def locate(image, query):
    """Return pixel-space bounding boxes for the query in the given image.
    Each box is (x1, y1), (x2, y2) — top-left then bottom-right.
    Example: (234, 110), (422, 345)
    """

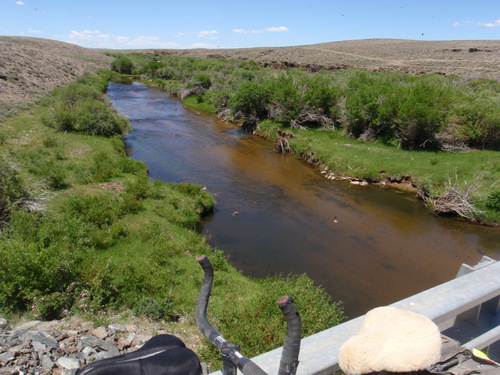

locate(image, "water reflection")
(107, 81), (500, 318)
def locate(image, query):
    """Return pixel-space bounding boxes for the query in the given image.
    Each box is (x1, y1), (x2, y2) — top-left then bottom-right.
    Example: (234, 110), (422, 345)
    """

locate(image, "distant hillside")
(147, 39), (500, 80)
(2, 36), (499, 117)
(0, 36), (112, 116)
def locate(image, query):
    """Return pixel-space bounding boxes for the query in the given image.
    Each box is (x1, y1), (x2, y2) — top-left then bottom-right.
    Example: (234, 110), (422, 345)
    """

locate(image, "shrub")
(228, 80), (271, 126)
(171, 183), (215, 216)
(0, 157), (27, 225)
(42, 136), (58, 148)
(396, 82), (452, 150)
(42, 74), (130, 137)
(140, 60), (166, 78)
(111, 56), (134, 74)
(486, 190), (500, 212)
(344, 72), (388, 138)
(193, 73), (212, 90)
(90, 151), (117, 182)
(452, 98), (500, 149)
(64, 193), (120, 229)
(74, 98), (130, 137)
(133, 297), (177, 321)
(53, 80), (102, 106)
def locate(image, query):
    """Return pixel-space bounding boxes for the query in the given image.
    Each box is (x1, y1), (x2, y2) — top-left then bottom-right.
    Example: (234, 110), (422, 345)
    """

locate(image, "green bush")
(111, 56), (135, 74)
(73, 98), (130, 136)
(193, 73), (212, 90)
(344, 72), (385, 138)
(396, 82), (452, 150)
(0, 157), (27, 225)
(228, 81), (271, 125)
(133, 297), (177, 321)
(53, 80), (102, 106)
(452, 98), (500, 149)
(171, 183), (215, 216)
(90, 151), (117, 182)
(64, 193), (121, 229)
(42, 74), (130, 137)
(486, 190), (500, 212)
(140, 60), (166, 78)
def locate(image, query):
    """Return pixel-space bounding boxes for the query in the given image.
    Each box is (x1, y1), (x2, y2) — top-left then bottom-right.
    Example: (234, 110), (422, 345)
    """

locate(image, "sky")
(2, 0), (500, 49)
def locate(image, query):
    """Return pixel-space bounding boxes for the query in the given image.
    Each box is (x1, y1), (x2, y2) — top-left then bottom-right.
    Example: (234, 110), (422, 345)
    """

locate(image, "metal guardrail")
(210, 256), (500, 375)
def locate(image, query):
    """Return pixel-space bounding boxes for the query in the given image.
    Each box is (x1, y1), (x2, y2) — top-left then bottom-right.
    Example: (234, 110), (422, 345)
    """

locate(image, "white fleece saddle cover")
(339, 306), (442, 374)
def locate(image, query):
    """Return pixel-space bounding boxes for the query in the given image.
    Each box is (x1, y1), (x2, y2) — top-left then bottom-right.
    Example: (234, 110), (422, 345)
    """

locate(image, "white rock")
(57, 356), (81, 369)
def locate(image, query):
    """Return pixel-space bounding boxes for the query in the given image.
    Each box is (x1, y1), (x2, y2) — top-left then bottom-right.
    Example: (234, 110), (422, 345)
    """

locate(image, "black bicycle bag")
(76, 334), (202, 375)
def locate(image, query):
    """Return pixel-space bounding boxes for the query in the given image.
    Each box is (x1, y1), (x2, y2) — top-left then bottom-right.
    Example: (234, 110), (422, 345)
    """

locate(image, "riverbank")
(0, 73), (345, 370)
(181, 95), (500, 226)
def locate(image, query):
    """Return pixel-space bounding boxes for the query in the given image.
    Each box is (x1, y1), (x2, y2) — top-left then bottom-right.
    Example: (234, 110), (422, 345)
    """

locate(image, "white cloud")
(67, 29), (178, 48)
(233, 26), (290, 34)
(453, 20), (472, 27)
(69, 30), (102, 41)
(198, 30), (218, 37)
(191, 42), (217, 48)
(16, 1), (24, 5)
(233, 28), (263, 34)
(28, 28), (42, 34)
(265, 26), (290, 32)
(478, 19), (500, 27)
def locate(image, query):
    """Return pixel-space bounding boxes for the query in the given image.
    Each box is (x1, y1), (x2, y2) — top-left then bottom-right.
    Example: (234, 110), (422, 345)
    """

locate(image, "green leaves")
(42, 74), (130, 137)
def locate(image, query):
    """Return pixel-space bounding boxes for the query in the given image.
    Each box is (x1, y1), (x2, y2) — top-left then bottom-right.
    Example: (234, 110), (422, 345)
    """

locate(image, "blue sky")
(2, 0), (499, 49)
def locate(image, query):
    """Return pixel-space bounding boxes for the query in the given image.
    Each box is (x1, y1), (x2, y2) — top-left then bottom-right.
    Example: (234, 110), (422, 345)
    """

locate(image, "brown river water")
(107, 81), (500, 318)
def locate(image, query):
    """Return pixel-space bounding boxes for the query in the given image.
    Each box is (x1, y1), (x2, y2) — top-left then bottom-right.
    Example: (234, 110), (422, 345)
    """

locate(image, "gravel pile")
(0, 316), (177, 375)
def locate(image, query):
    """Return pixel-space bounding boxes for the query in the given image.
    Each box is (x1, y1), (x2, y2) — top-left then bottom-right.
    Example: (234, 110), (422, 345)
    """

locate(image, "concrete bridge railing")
(210, 256), (500, 375)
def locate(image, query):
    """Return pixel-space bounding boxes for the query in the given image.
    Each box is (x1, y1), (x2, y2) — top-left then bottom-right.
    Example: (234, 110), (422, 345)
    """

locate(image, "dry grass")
(0, 36), (113, 117)
(423, 172), (486, 220)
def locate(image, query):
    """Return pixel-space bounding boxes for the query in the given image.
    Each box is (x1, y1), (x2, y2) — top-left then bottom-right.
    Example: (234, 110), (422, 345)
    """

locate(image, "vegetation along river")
(107, 81), (500, 318)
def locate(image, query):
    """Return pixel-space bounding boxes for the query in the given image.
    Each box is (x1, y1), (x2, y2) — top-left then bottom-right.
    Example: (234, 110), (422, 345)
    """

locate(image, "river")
(107, 81), (500, 318)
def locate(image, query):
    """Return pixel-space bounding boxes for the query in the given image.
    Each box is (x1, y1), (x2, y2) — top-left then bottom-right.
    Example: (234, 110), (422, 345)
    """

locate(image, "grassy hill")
(2, 36), (499, 116)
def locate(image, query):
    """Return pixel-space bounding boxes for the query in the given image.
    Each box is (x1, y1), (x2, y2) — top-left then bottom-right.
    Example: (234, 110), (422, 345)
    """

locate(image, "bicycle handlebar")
(196, 255), (225, 349)
(277, 297), (301, 375)
(196, 255), (301, 375)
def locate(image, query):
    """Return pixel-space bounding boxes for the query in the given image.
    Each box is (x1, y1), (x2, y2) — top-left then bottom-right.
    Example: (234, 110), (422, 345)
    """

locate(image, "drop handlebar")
(196, 255), (301, 375)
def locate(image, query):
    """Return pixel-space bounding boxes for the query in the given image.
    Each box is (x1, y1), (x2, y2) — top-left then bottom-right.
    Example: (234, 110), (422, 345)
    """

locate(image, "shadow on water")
(107, 81), (500, 318)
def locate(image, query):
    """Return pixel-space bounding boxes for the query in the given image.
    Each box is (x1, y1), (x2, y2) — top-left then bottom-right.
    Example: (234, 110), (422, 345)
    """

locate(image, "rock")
(80, 335), (120, 356)
(91, 326), (108, 339)
(32, 340), (47, 351)
(29, 331), (59, 349)
(0, 351), (15, 363)
(0, 316), (188, 374)
(13, 320), (42, 331)
(108, 323), (127, 333)
(57, 357), (80, 369)
(41, 355), (55, 371)
(117, 337), (132, 350)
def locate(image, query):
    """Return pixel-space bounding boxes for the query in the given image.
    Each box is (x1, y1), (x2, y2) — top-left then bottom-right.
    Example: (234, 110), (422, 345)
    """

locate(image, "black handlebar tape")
(277, 296), (301, 375)
(196, 255), (227, 349)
